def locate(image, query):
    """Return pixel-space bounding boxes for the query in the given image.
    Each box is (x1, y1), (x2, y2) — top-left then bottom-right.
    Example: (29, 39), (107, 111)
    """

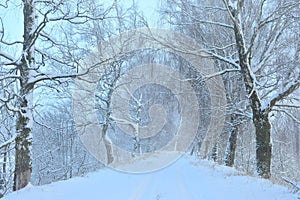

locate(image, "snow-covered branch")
(185, 19), (234, 30)
(0, 134), (17, 149)
(274, 104), (300, 109)
(204, 68), (240, 79)
(28, 73), (78, 84)
(0, 74), (21, 81)
(181, 2), (234, 29)
(25, 56), (110, 85)
(273, 108), (300, 124)
(0, 51), (15, 62)
(266, 76), (300, 112)
(43, 1), (113, 25)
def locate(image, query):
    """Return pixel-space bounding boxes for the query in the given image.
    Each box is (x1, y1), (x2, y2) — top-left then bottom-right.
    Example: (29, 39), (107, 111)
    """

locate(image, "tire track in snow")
(129, 174), (153, 200)
(176, 167), (191, 200)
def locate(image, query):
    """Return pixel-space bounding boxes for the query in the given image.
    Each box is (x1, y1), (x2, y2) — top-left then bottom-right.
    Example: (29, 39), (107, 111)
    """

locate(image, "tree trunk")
(225, 115), (238, 167)
(102, 106), (114, 165)
(14, 99), (32, 191)
(104, 138), (114, 165)
(13, 0), (35, 191)
(295, 123), (299, 168)
(231, 8), (272, 178)
(2, 148), (7, 175)
(211, 143), (218, 162)
(253, 111), (272, 179)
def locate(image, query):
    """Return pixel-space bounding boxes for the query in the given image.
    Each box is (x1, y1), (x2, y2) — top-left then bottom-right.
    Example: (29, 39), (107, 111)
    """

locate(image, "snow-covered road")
(3, 154), (298, 200)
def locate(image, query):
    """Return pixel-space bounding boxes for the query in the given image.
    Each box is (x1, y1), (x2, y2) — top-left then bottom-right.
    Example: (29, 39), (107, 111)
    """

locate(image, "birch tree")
(163, 0), (300, 178)
(0, 0), (113, 190)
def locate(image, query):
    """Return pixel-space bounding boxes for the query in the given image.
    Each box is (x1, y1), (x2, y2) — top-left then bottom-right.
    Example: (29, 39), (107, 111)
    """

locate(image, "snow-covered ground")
(3, 154), (298, 200)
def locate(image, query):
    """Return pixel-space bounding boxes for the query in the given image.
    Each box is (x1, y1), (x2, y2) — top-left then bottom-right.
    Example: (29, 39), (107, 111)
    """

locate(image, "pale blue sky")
(137, 0), (160, 26)
(0, 1), (23, 41)
(0, 0), (160, 42)
(0, 0), (161, 61)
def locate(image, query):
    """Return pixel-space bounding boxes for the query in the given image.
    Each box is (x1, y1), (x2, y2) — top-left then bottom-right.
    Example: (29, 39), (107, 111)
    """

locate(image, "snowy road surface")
(3, 154), (298, 200)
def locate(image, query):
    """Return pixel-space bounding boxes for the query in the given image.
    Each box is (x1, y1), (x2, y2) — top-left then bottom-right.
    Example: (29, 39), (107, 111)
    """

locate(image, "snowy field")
(3, 154), (299, 200)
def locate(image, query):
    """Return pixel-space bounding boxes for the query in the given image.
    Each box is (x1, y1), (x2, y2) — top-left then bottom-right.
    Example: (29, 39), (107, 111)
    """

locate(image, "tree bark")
(14, 99), (32, 190)
(225, 115), (238, 167)
(211, 143), (218, 162)
(295, 123), (299, 168)
(253, 111), (272, 179)
(13, 0), (35, 191)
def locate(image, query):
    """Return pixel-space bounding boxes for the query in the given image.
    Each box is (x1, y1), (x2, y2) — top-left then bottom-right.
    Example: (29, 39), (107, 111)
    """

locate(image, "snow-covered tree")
(162, 0), (300, 178)
(0, 0), (113, 190)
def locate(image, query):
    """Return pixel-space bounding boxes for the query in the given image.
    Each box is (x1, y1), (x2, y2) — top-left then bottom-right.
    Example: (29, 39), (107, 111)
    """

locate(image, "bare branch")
(0, 0), (9, 8)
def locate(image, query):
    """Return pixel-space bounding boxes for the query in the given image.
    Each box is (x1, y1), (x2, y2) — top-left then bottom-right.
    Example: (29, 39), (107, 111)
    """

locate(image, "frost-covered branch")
(274, 104), (300, 109)
(0, 133), (17, 149)
(180, 18), (234, 30)
(273, 108), (300, 124)
(266, 76), (300, 112)
(206, 51), (240, 69)
(204, 68), (240, 79)
(0, 91), (20, 113)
